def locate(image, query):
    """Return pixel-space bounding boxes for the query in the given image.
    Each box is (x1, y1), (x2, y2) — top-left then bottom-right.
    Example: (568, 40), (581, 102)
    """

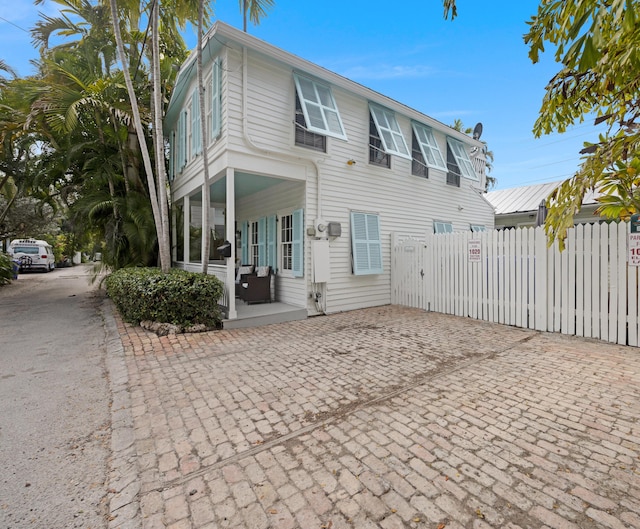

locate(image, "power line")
(0, 16), (30, 33)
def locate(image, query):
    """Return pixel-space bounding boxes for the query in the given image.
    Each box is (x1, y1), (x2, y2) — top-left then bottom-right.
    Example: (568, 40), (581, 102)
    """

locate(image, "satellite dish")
(472, 122), (483, 140)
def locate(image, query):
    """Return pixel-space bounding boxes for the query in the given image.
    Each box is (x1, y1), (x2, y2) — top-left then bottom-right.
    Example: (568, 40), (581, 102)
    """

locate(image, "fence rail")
(391, 223), (640, 346)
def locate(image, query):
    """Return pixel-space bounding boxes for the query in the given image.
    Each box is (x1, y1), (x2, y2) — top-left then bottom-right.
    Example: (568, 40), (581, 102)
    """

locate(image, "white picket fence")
(391, 222), (640, 346)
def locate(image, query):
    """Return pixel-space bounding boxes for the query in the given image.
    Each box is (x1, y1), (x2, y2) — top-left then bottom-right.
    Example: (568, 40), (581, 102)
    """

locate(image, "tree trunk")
(151, 0), (172, 271)
(198, 0), (212, 274)
(108, 0), (170, 272)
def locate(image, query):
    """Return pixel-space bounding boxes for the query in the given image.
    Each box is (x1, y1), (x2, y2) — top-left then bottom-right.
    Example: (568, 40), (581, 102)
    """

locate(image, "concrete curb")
(102, 298), (142, 529)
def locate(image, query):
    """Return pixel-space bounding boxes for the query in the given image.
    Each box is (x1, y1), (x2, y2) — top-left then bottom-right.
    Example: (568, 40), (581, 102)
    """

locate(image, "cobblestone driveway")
(105, 305), (640, 529)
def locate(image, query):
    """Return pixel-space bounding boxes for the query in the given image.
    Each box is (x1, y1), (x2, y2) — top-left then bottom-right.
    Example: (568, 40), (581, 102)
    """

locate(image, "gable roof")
(165, 21), (483, 149)
(485, 182), (600, 215)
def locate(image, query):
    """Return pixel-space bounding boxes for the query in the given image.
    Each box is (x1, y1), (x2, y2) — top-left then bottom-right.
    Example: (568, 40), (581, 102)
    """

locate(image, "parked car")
(8, 238), (55, 272)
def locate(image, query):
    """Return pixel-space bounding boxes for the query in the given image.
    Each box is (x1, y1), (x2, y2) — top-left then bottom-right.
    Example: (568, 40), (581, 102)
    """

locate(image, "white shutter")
(447, 138), (477, 180)
(369, 104), (410, 159)
(293, 73), (347, 140)
(412, 123), (446, 169)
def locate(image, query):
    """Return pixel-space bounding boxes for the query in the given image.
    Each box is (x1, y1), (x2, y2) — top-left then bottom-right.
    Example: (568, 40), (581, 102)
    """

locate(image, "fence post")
(534, 226), (548, 331)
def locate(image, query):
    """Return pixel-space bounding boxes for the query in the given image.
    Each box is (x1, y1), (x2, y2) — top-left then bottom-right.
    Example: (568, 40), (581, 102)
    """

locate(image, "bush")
(105, 267), (224, 328)
(0, 253), (15, 286)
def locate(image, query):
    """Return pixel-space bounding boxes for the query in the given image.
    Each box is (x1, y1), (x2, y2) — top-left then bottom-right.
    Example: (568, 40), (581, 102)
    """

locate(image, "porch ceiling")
(210, 172), (285, 202)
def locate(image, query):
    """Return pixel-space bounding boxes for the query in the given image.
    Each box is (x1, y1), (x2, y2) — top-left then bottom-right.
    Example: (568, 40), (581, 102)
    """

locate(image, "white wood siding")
(169, 29), (495, 317)
(237, 181), (310, 309)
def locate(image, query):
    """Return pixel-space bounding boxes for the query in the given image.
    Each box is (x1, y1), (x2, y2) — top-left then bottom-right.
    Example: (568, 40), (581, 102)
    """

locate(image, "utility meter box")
(327, 222), (341, 237)
(312, 239), (330, 283)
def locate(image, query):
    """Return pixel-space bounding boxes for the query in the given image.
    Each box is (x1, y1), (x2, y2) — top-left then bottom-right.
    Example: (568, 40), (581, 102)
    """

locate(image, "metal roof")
(485, 182), (600, 215)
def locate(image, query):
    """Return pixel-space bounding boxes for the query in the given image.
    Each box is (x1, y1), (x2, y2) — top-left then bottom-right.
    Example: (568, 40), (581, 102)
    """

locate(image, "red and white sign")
(629, 233), (640, 266)
(468, 239), (481, 262)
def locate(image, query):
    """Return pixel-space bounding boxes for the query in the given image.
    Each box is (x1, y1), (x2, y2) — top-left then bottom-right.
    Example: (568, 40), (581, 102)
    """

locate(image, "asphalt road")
(0, 264), (110, 529)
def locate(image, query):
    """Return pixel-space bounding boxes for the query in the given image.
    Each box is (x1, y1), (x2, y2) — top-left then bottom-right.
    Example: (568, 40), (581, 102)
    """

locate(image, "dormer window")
(293, 73), (347, 140)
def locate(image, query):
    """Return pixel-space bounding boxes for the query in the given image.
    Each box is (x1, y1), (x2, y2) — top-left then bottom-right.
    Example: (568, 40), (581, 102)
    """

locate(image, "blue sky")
(1, 0), (605, 190)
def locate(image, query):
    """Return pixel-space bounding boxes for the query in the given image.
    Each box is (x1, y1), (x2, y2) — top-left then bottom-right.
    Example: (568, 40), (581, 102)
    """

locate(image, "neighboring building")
(165, 21), (494, 322)
(485, 182), (601, 229)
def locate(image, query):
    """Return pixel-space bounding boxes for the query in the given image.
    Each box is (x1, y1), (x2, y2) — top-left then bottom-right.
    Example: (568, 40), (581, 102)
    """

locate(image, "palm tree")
(239, 0), (275, 32)
(109, 0), (170, 271)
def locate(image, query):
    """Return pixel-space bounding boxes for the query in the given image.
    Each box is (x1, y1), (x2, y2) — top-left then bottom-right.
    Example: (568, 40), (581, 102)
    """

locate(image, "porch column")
(183, 194), (190, 264)
(226, 167), (237, 320)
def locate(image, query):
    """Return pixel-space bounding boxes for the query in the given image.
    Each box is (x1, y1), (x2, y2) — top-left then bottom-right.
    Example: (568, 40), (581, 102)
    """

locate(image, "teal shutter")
(211, 59), (221, 139)
(241, 221), (249, 264)
(191, 91), (201, 156)
(179, 110), (187, 171)
(351, 212), (383, 275)
(258, 217), (267, 266)
(292, 208), (304, 277)
(168, 131), (174, 181)
(267, 215), (277, 270)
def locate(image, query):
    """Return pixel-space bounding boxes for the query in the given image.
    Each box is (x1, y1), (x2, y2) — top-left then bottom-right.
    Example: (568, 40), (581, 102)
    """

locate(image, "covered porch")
(172, 167), (309, 326)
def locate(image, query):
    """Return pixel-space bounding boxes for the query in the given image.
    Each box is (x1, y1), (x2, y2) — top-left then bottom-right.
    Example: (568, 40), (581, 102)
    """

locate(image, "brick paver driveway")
(105, 305), (640, 529)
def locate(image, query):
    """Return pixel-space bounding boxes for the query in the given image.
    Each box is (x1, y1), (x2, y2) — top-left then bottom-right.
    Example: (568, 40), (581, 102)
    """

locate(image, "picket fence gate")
(391, 222), (640, 346)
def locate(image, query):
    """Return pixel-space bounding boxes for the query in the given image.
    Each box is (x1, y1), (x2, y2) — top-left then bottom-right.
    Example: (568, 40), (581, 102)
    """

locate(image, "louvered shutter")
(292, 208), (304, 277)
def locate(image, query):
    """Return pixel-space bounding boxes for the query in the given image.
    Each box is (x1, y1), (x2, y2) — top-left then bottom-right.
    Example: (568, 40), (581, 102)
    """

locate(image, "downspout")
(241, 46), (327, 313)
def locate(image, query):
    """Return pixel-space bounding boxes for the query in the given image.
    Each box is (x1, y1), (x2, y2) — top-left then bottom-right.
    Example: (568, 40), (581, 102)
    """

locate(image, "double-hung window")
(446, 137), (476, 186)
(369, 104), (411, 161)
(293, 73), (347, 141)
(470, 224), (486, 232)
(412, 123), (446, 177)
(351, 212), (383, 275)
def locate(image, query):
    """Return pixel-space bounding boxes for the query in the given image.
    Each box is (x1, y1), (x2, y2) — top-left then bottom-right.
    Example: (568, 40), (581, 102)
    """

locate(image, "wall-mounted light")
(347, 159), (356, 166)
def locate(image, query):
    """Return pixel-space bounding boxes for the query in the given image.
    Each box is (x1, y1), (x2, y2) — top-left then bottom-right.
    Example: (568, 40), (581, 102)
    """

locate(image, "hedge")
(105, 267), (224, 328)
(0, 253), (14, 286)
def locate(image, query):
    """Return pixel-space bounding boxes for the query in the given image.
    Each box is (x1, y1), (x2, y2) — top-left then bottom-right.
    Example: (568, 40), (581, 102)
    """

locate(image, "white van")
(8, 238), (56, 272)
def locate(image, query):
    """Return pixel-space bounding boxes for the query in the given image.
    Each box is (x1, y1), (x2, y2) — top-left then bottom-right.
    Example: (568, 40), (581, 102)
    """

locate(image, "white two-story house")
(165, 21), (494, 324)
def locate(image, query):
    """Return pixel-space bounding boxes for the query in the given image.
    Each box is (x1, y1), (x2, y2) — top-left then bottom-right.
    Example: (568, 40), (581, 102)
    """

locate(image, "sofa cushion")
(256, 266), (270, 277)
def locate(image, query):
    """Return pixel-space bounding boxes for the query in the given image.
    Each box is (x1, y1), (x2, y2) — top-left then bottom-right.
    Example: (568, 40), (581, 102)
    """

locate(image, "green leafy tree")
(524, 1), (640, 247)
(445, 1), (640, 247)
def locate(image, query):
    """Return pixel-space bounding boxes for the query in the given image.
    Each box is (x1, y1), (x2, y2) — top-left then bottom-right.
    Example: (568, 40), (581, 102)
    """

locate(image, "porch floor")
(222, 300), (307, 329)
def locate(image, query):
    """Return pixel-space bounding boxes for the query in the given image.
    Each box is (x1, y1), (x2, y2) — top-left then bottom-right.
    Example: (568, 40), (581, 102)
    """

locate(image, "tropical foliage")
(446, 0), (640, 248)
(1, 0), (275, 271)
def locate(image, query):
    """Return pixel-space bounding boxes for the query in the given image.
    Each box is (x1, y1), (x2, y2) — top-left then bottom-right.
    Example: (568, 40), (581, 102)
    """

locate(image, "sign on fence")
(629, 233), (640, 266)
(468, 239), (481, 262)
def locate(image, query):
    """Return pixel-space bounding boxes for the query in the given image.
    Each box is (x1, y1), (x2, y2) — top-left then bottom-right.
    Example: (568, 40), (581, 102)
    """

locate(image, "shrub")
(105, 267), (224, 328)
(0, 253), (15, 286)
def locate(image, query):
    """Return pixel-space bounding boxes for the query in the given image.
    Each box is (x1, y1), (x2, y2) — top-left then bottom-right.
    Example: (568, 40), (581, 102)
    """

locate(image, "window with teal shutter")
(178, 111), (187, 172)
(351, 212), (383, 275)
(168, 131), (175, 181)
(292, 208), (304, 277)
(446, 137), (477, 180)
(258, 217), (267, 266)
(293, 72), (347, 140)
(369, 104), (410, 159)
(267, 215), (277, 270)
(191, 91), (201, 157)
(241, 221), (249, 264)
(412, 122), (446, 170)
(211, 59), (221, 140)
